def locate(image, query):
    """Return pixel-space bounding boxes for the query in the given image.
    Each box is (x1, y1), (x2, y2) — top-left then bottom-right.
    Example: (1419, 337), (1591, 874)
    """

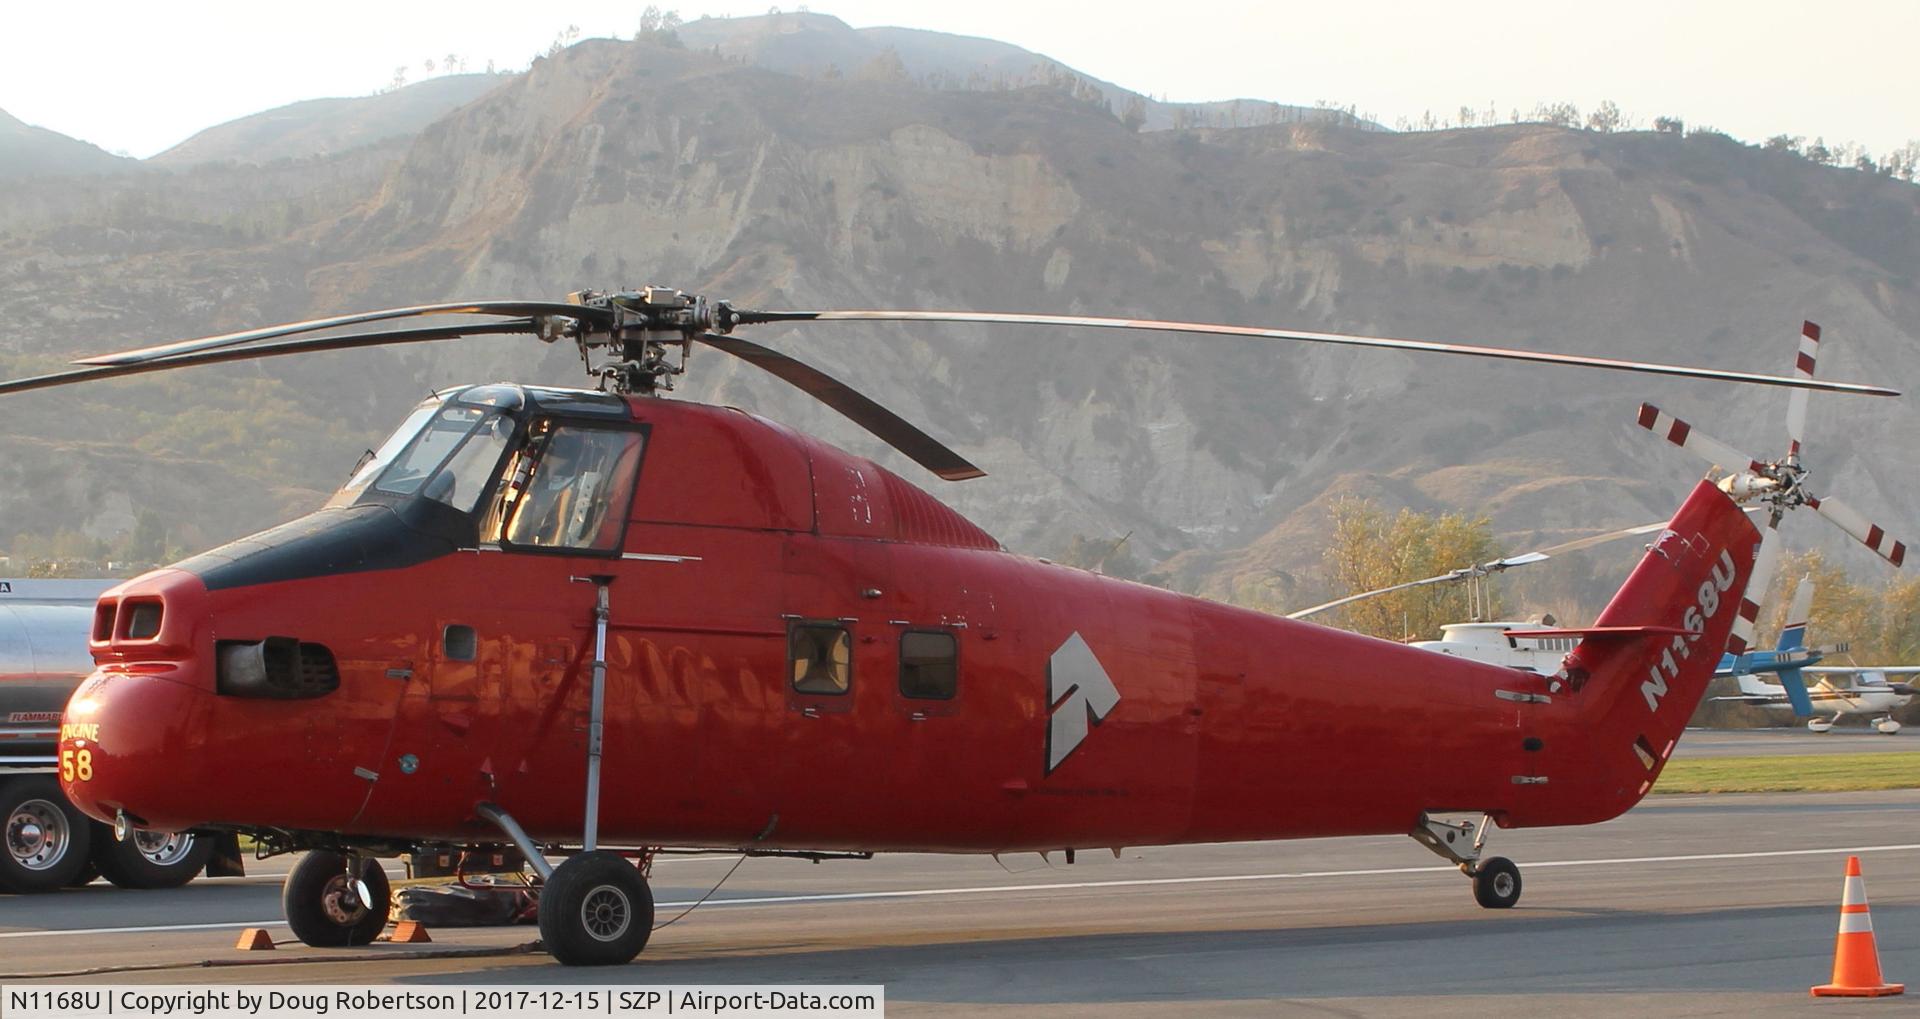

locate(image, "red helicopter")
(0, 289), (1901, 966)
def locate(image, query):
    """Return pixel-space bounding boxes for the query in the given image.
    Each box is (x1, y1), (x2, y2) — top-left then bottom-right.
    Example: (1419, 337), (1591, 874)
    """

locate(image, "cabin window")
(899, 630), (957, 700)
(790, 623), (851, 695)
(486, 420), (645, 552)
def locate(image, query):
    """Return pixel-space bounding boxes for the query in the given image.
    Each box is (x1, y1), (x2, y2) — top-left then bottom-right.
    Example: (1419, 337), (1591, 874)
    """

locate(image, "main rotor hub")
(557, 286), (739, 395)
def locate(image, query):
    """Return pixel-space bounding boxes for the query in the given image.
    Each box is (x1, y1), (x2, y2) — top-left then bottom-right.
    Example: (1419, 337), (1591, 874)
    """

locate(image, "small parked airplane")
(1717, 669), (1917, 734)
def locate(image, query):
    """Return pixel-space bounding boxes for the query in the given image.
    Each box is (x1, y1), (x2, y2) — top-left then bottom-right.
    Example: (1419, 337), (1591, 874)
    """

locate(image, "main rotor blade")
(1287, 574), (1459, 620)
(1529, 508), (1765, 559)
(1286, 553), (1549, 620)
(72, 301), (606, 367)
(1, 320), (537, 396)
(1784, 321), (1820, 461)
(1533, 520), (1672, 557)
(1636, 404), (1766, 473)
(738, 310), (1900, 396)
(1805, 492), (1908, 567)
(693, 333), (985, 481)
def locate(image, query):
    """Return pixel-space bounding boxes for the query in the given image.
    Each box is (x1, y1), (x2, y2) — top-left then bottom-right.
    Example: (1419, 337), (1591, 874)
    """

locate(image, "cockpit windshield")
(325, 400), (440, 509)
(325, 389), (520, 514)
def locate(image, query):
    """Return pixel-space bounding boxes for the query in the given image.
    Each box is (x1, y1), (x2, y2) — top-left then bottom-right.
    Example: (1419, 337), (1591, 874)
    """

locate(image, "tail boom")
(1509, 480), (1762, 827)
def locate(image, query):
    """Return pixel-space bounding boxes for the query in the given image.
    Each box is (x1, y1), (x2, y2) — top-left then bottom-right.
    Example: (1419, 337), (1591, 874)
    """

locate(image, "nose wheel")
(282, 850), (391, 947)
(1412, 812), (1523, 910)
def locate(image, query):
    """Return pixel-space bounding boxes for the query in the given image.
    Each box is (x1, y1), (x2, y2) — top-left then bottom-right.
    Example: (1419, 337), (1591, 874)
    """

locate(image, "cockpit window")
(373, 405), (499, 498)
(325, 401), (439, 508)
(424, 415), (516, 513)
(483, 420), (644, 552)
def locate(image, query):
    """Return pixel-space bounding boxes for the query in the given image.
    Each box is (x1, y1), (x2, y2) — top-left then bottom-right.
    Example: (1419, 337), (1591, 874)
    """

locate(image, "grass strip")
(1656, 751), (1920, 793)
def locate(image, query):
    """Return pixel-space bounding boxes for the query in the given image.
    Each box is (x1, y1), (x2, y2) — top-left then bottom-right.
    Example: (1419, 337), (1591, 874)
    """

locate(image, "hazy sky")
(4, 1), (1914, 159)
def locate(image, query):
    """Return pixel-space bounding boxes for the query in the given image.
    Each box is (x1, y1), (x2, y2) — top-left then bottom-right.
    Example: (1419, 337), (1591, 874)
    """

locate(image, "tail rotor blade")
(1728, 515), (1781, 656)
(1806, 493), (1909, 567)
(1784, 321), (1820, 463)
(1636, 404), (1765, 475)
(1777, 575), (1815, 651)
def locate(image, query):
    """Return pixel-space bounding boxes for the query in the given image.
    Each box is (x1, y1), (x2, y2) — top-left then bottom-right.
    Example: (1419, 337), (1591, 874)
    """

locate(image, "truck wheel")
(95, 829), (214, 889)
(0, 776), (94, 892)
(282, 851), (390, 946)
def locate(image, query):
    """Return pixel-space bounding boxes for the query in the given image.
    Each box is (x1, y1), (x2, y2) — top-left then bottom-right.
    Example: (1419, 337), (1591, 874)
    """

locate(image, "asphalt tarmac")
(3, 789), (1918, 1016)
(1675, 726), (1920, 757)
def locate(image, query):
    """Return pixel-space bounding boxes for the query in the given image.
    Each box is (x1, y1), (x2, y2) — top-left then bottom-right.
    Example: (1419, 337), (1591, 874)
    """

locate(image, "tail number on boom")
(1642, 549), (1737, 713)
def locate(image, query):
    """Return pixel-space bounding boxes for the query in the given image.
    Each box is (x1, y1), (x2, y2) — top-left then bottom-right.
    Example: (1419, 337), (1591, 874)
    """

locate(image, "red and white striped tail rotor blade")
(1806, 493), (1909, 568)
(1636, 404), (1765, 474)
(1785, 320), (1820, 461)
(1727, 516), (1781, 655)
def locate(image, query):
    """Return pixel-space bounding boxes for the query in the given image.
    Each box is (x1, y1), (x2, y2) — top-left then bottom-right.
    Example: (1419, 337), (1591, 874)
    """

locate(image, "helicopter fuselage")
(59, 386), (1758, 856)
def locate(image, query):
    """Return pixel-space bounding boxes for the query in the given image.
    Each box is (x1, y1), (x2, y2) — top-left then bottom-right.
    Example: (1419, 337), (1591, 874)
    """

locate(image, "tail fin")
(1770, 575), (1817, 714)
(1735, 672), (1781, 698)
(1776, 576), (1814, 652)
(1544, 480), (1762, 821)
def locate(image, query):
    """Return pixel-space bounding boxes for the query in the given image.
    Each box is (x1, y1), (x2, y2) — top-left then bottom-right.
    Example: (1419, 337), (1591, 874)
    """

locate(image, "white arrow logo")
(1046, 632), (1120, 774)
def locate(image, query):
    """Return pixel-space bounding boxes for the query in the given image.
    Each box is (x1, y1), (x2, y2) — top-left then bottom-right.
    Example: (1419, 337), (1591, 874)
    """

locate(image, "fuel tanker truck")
(1, 578), (236, 891)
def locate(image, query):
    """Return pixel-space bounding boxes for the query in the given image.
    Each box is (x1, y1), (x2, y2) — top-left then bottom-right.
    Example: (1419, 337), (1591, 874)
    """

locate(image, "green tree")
(1320, 498), (1500, 640)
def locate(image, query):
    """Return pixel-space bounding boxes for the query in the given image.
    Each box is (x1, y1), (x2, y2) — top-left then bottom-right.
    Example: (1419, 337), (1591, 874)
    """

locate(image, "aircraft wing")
(1802, 666), (1920, 674)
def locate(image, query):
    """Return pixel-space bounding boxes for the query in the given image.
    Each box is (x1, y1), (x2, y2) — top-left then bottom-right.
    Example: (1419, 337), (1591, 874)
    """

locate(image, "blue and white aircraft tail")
(1715, 575), (1917, 732)
(1715, 576), (1822, 714)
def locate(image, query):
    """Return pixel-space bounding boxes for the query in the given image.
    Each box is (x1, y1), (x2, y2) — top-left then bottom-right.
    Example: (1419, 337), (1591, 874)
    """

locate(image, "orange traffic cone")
(1811, 855), (1904, 997)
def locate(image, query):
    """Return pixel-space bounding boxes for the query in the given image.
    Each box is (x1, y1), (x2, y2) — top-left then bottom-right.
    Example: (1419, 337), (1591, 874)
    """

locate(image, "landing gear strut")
(1411, 812), (1522, 910)
(478, 575), (656, 966)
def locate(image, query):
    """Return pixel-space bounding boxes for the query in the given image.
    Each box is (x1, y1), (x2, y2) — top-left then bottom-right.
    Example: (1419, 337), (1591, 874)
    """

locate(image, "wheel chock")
(389, 921), (433, 944)
(234, 928), (277, 951)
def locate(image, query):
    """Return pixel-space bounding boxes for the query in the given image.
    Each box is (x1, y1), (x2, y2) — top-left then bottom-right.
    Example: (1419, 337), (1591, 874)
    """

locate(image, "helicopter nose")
(60, 667), (216, 831)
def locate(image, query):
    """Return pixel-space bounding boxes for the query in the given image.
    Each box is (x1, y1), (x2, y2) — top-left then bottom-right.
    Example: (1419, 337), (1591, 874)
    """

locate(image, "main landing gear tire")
(95, 829), (214, 889)
(282, 850), (391, 946)
(1470, 856), (1522, 909)
(0, 777), (94, 893)
(538, 851), (654, 966)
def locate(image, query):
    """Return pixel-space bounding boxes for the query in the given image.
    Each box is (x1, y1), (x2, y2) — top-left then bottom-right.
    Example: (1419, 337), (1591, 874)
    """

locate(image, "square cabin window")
(899, 630), (957, 700)
(790, 623), (851, 695)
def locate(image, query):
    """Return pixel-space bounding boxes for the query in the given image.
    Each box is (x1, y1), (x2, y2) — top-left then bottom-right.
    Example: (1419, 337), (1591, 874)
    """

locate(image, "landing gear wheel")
(538, 851), (654, 966)
(282, 851), (390, 946)
(0, 777), (94, 893)
(1471, 856), (1522, 909)
(95, 829), (213, 889)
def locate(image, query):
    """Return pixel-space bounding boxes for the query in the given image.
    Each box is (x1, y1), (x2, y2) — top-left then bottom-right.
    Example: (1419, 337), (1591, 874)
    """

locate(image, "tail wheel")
(95, 829), (214, 889)
(282, 851), (391, 946)
(1471, 856), (1522, 909)
(538, 851), (654, 966)
(0, 777), (94, 893)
